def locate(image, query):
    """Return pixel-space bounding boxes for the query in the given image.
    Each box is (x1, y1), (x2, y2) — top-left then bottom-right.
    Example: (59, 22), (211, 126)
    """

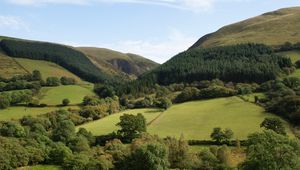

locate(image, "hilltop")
(191, 7), (300, 48)
(77, 47), (159, 79)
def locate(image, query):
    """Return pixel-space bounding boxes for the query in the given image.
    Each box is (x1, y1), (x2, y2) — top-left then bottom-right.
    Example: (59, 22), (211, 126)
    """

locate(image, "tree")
(0, 95), (10, 109)
(32, 70), (42, 81)
(117, 113), (146, 142)
(61, 76), (76, 85)
(94, 84), (115, 98)
(210, 127), (234, 144)
(46, 77), (60, 86)
(62, 98), (70, 106)
(241, 131), (300, 170)
(0, 122), (26, 138)
(52, 120), (76, 143)
(157, 98), (172, 110)
(260, 117), (286, 135)
(116, 143), (169, 170)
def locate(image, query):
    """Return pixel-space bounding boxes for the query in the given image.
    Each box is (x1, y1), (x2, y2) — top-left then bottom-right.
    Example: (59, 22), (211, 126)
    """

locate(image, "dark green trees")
(260, 117), (286, 135)
(241, 131), (300, 170)
(117, 113), (146, 142)
(139, 43), (292, 85)
(210, 127), (234, 144)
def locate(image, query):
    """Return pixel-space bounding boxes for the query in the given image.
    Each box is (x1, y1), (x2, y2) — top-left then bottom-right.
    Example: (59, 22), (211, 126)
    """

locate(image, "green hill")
(78, 96), (293, 140)
(77, 47), (159, 79)
(191, 7), (300, 48)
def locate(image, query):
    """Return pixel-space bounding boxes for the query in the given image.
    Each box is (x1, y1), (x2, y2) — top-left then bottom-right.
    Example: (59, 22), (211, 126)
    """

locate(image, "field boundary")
(147, 109), (165, 126)
(11, 57), (31, 74)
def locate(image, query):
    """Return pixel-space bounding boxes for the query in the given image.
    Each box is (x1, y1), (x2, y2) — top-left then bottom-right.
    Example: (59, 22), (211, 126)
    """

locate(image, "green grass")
(19, 165), (62, 170)
(39, 85), (95, 105)
(0, 51), (28, 78)
(16, 58), (82, 82)
(80, 97), (293, 140)
(239, 93), (265, 103)
(77, 108), (162, 135)
(0, 106), (79, 121)
(147, 97), (293, 140)
(193, 7), (300, 48)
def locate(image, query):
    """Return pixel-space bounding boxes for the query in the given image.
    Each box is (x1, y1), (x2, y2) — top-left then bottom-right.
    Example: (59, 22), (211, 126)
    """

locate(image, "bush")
(62, 98), (70, 106)
(61, 77), (76, 85)
(46, 77), (60, 86)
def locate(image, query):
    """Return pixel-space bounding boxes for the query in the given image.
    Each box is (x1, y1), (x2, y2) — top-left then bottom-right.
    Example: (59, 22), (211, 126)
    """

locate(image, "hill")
(191, 7), (300, 48)
(137, 44), (292, 85)
(78, 96), (293, 140)
(77, 47), (159, 79)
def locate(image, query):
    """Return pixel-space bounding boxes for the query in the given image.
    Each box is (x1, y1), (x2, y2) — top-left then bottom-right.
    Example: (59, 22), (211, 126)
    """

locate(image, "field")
(0, 106), (79, 121)
(39, 85), (95, 105)
(0, 51), (28, 78)
(77, 108), (163, 135)
(15, 58), (82, 82)
(80, 97), (292, 140)
(19, 165), (61, 170)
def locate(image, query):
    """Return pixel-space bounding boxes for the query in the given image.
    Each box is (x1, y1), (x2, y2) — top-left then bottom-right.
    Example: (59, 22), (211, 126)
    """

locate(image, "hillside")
(77, 47), (159, 79)
(137, 44), (292, 85)
(191, 7), (300, 48)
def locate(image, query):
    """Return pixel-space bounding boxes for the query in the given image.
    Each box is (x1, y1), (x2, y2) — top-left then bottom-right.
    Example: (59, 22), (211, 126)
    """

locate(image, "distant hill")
(191, 7), (300, 48)
(77, 47), (159, 79)
(0, 36), (158, 82)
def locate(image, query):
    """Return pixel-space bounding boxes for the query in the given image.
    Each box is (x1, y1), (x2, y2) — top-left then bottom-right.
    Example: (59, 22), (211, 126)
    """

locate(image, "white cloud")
(7, 0), (215, 12)
(0, 16), (28, 30)
(70, 29), (197, 64)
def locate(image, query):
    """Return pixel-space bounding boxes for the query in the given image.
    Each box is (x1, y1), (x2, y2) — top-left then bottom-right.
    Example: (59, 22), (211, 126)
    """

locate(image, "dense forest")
(139, 43), (292, 85)
(0, 39), (114, 83)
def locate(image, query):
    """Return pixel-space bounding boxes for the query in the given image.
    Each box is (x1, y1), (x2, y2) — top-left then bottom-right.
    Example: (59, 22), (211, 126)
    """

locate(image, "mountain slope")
(191, 7), (300, 48)
(77, 47), (159, 79)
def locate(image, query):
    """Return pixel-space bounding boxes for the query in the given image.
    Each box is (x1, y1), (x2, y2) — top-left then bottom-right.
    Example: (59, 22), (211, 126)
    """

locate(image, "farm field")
(15, 58), (82, 82)
(19, 165), (62, 170)
(77, 108), (163, 135)
(0, 106), (79, 121)
(80, 97), (293, 140)
(39, 85), (95, 105)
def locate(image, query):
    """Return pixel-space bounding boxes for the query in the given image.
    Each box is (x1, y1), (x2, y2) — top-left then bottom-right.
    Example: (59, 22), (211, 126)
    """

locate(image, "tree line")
(0, 39), (115, 83)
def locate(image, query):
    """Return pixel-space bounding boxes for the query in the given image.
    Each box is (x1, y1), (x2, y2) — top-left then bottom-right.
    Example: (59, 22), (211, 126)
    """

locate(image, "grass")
(80, 97), (293, 140)
(147, 97), (292, 140)
(77, 108), (162, 135)
(39, 85), (95, 105)
(19, 165), (62, 170)
(239, 93), (265, 103)
(194, 7), (300, 48)
(0, 50), (28, 78)
(15, 58), (82, 82)
(0, 106), (79, 121)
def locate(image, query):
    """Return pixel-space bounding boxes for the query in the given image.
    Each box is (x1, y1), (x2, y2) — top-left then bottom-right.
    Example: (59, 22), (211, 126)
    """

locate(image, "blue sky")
(0, 0), (300, 63)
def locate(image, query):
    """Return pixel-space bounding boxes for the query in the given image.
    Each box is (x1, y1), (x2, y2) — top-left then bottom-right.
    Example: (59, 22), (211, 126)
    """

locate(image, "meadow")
(0, 51), (28, 78)
(80, 97), (292, 140)
(15, 58), (82, 82)
(39, 85), (95, 105)
(77, 108), (163, 135)
(0, 106), (79, 121)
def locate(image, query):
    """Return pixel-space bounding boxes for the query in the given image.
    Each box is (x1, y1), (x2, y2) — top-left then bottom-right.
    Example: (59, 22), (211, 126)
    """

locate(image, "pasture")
(16, 58), (82, 82)
(19, 165), (62, 170)
(0, 106), (79, 121)
(77, 108), (162, 135)
(39, 85), (95, 105)
(79, 97), (292, 140)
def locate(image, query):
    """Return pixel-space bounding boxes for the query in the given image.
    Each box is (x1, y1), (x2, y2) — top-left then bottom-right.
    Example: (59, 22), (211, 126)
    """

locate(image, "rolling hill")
(191, 7), (300, 48)
(77, 47), (159, 79)
(0, 36), (158, 82)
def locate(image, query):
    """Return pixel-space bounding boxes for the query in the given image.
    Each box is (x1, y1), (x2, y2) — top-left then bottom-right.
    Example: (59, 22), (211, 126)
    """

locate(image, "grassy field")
(77, 108), (163, 135)
(39, 85), (95, 105)
(19, 165), (62, 170)
(80, 97), (292, 140)
(15, 58), (82, 82)
(239, 93), (265, 103)
(193, 7), (300, 48)
(0, 106), (79, 121)
(0, 51), (28, 78)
